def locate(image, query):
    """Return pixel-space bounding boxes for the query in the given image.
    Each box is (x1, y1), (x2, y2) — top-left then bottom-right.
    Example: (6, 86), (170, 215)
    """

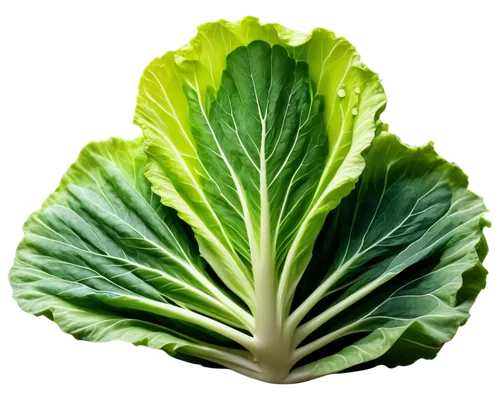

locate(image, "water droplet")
(352, 108), (358, 115)
(354, 87), (360, 94)
(337, 88), (346, 98)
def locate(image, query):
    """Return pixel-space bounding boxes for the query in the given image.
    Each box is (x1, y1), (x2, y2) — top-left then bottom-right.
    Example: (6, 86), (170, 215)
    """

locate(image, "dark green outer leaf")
(285, 133), (489, 382)
(9, 137), (257, 370)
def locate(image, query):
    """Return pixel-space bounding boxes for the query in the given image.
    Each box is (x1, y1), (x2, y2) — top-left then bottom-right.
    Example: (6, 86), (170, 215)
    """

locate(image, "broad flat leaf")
(9, 17), (489, 384)
(134, 16), (387, 318)
(9, 137), (258, 373)
(284, 133), (488, 382)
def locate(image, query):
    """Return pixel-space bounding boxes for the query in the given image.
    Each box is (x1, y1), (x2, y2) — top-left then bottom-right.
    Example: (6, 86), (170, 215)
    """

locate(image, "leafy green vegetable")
(286, 133), (488, 382)
(10, 17), (489, 383)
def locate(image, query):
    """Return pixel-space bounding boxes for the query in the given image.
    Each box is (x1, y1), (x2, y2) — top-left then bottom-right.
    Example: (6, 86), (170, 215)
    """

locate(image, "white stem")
(118, 295), (256, 351)
(190, 268), (255, 332)
(285, 257), (355, 335)
(293, 273), (392, 348)
(252, 110), (293, 383)
(192, 347), (262, 373)
(292, 322), (356, 363)
(254, 135), (277, 346)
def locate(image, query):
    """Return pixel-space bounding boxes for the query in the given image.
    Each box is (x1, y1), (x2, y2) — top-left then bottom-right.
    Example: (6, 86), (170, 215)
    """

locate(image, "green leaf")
(9, 137), (258, 373)
(10, 17), (489, 384)
(284, 133), (489, 382)
(134, 16), (387, 321)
